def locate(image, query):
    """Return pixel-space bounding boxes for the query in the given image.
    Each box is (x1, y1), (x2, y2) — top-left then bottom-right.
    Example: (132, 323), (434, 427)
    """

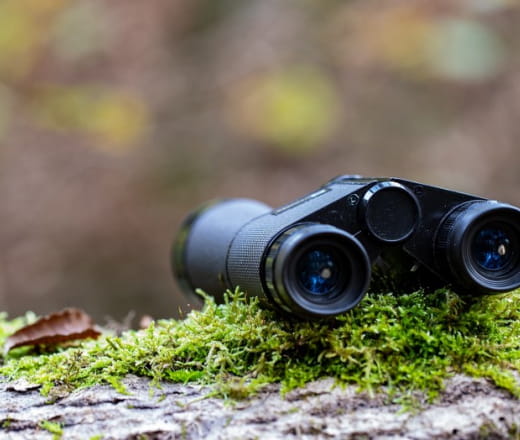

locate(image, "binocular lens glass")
(472, 223), (514, 272)
(296, 248), (346, 296)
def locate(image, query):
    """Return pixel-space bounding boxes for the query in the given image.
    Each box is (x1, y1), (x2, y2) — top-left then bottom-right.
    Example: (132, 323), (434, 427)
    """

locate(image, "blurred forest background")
(1, 0), (520, 322)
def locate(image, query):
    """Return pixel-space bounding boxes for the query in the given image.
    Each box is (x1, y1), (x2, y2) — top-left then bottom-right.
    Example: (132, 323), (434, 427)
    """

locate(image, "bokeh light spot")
(31, 85), (149, 153)
(51, 1), (112, 62)
(228, 67), (340, 155)
(427, 19), (506, 81)
(0, 3), (40, 79)
(0, 84), (13, 142)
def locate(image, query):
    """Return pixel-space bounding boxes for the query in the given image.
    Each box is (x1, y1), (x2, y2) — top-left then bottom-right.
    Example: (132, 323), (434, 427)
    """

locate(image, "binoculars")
(173, 176), (520, 319)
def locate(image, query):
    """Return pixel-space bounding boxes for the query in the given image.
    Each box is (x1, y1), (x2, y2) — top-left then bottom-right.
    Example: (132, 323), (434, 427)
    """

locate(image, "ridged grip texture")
(227, 216), (294, 300)
(179, 199), (271, 302)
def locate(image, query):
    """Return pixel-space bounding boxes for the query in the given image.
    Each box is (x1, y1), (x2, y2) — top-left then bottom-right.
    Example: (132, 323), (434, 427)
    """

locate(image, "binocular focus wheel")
(361, 182), (420, 244)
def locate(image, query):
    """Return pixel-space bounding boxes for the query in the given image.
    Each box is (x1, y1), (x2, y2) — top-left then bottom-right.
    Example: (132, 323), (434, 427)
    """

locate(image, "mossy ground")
(0, 288), (519, 404)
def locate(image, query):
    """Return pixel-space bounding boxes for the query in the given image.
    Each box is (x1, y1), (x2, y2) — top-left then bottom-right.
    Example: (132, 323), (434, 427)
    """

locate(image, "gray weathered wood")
(1, 375), (519, 439)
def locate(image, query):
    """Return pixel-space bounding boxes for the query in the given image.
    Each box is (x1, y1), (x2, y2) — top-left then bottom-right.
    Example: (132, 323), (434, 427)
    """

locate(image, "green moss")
(0, 311), (38, 346)
(39, 420), (63, 439)
(0, 288), (519, 403)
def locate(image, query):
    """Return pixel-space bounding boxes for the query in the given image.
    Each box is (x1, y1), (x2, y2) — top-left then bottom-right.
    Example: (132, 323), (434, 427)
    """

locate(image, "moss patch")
(0, 288), (519, 402)
(38, 420), (63, 439)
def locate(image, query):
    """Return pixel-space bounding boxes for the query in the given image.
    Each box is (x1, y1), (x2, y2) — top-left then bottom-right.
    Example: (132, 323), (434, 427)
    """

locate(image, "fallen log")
(1, 374), (519, 439)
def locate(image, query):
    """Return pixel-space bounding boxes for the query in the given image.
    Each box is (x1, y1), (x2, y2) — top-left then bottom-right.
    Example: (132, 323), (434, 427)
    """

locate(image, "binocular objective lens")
(296, 248), (346, 296)
(472, 224), (514, 272)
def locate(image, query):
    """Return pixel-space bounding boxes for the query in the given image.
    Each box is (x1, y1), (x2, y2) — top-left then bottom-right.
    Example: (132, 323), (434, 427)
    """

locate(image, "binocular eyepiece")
(173, 176), (520, 319)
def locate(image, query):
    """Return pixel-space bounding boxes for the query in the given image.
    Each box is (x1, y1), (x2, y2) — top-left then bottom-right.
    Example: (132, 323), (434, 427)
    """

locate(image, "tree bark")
(1, 374), (519, 439)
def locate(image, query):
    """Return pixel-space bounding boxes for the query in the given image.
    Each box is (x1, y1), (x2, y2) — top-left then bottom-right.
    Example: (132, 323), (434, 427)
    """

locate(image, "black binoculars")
(173, 176), (520, 319)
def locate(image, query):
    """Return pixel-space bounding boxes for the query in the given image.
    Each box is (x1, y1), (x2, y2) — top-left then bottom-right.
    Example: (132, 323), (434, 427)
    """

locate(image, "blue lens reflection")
(297, 249), (339, 295)
(472, 227), (512, 271)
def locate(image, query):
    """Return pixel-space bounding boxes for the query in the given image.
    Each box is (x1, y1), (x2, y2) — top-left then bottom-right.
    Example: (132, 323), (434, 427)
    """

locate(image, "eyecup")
(264, 223), (371, 319)
(435, 200), (520, 294)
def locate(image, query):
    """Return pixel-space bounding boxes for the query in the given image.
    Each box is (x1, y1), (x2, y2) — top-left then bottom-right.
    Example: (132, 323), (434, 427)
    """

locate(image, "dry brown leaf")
(4, 308), (101, 355)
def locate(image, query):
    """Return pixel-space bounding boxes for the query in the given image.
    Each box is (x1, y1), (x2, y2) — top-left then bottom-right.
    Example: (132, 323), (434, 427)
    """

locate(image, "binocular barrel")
(174, 199), (272, 304)
(174, 198), (371, 318)
(173, 177), (520, 319)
